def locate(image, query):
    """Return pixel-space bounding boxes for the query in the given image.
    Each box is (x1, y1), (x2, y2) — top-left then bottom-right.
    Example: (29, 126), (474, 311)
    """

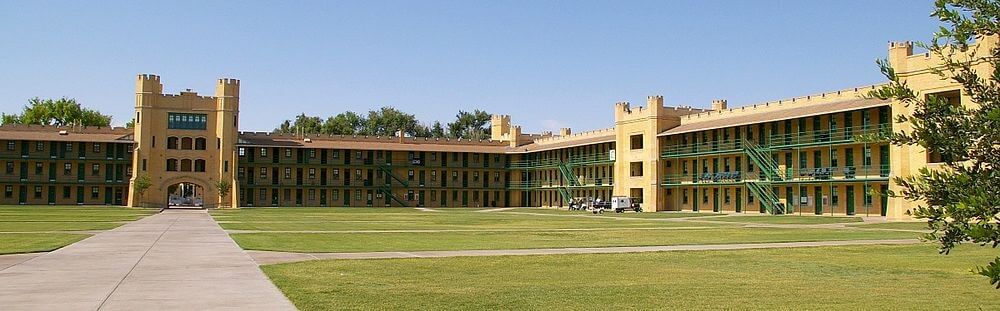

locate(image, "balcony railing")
(661, 140), (745, 158)
(768, 124), (891, 148)
(661, 165), (890, 186)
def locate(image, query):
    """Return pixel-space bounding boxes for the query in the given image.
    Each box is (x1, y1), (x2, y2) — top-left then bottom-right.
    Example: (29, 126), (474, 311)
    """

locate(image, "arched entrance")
(167, 182), (205, 208)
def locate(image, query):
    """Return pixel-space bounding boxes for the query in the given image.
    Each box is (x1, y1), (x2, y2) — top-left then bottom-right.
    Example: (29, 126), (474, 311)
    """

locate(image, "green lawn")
(0, 206), (156, 254)
(263, 244), (1000, 310)
(230, 227), (917, 253)
(706, 215), (863, 224)
(215, 209), (723, 231)
(849, 222), (932, 231)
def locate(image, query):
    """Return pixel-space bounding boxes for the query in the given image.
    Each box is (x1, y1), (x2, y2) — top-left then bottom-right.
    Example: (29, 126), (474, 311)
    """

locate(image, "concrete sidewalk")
(0, 209), (295, 311)
(247, 238), (921, 265)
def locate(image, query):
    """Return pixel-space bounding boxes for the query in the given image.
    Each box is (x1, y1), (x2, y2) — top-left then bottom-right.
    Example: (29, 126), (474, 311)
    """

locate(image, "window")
(355, 190), (362, 200)
(238, 147), (246, 157)
(832, 187), (839, 205)
(194, 159), (206, 172)
(452, 171), (458, 180)
(431, 170), (437, 181)
(309, 168), (316, 179)
(180, 159), (192, 172)
(194, 138), (206, 150)
(285, 149), (292, 158)
(309, 149), (316, 158)
(864, 146), (872, 166)
(181, 137), (193, 150)
(494, 172), (500, 182)
(36, 142), (44, 151)
(167, 113), (208, 130)
(142, 159), (147, 171)
(6, 141), (13, 151)
(65, 142), (72, 152)
(92, 164), (100, 176)
(261, 148), (268, 157)
(473, 172), (480, 181)
(284, 168), (291, 179)
(408, 170), (414, 181)
(63, 163), (71, 175)
(332, 150), (340, 159)
(682, 189), (689, 204)
(430, 153), (437, 161)
(4, 162), (12, 174)
(332, 190), (340, 200)
(166, 159), (178, 172)
(34, 186), (42, 199)
(4, 185), (12, 198)
(93, 143), (101, 153)
(332, 169), (340, 179)
(62, 186), (70, 198)
(308, 189), (316, 200)
(630, 162), (644, 177)
(260, 167), (267, 178)
(630, 134), (644, 150)
(35, 162), (43, 175)
(831, 150), (839, 167)
(91, 186), (99, 199)
(260, 190), (267, 201)
(355, 151), (362, 160)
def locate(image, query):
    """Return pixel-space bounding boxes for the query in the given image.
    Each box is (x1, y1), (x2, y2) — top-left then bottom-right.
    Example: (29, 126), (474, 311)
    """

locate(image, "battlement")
(237, 131), (509, 146)
(136, 73), (163, 94)
(678, 84), (883, 123)
(711, 99), (727, 111)
(216, 77), (240, 97)
(530, 127), (614, 145)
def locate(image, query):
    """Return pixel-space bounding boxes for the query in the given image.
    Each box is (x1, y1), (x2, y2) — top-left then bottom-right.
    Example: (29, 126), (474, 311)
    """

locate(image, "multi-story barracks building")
(0, 37), (992, 220)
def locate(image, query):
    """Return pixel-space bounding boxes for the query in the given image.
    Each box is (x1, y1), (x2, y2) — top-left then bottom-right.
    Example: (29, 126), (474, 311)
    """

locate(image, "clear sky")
(0, 1), (939, 133)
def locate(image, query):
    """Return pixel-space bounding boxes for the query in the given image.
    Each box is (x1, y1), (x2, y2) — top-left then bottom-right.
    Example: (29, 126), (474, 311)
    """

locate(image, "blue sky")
(0, 1), (938, 133)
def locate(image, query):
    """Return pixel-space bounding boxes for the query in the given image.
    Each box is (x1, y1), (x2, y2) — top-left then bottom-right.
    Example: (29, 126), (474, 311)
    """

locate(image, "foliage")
(273, 107), (490, 139)
(132, 173), (152, 206)
(868, 0), (1000, 287)
(215, 179), (232, 207)
(446, 109), (491, 140)
(1, 97), (112, 127)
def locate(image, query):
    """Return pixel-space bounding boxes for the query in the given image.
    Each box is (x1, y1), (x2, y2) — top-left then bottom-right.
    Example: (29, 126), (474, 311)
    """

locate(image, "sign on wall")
(609, 150), (616, 161)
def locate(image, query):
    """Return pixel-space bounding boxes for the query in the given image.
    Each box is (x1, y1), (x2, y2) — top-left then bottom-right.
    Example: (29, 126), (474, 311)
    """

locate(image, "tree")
(1, 97), (112, 127)
(125, 119), (135, 129)
(430, 121), (446, 138)
(322, 111), (365, 135)
(446, 109), (491, 139)
(132, 173), (151, 208)
(363, 107), (422, 136)
(869, 0), (1000, 287)
(215, 179), (232, 209)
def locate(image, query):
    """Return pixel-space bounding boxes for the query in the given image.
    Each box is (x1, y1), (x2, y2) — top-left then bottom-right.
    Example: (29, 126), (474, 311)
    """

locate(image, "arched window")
(194, 159), (206, 172)
(180, 159), (192, 172)
(181, 137), (193, 150)
(167, 137), (179, 150)
(166, 159), (178, 171)
(194, 138), (206, 150)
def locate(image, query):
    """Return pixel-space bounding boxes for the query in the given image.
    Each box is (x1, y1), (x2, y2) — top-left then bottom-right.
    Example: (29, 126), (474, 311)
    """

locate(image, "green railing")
(557, 163), (580, 187)
(746, 181), (784, 215)
(661, 139), (744, 158)
(743, 140), (783, 181)
(377, 164), (409, 187)
(768, 124), (891, 149)
(378, 185), (408, 207)
(784, 165), (890, 181)
(507, 152), (614, 169)
(557, 187), (572, 204)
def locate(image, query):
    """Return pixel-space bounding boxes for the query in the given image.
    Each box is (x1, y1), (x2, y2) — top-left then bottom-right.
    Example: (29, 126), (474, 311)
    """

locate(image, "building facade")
(0, 38), (991, 219)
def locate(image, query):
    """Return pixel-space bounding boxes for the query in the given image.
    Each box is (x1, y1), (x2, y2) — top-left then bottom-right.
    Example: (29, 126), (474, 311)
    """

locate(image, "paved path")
(0, 210), (296, 311)
(247, 238), (920, 265)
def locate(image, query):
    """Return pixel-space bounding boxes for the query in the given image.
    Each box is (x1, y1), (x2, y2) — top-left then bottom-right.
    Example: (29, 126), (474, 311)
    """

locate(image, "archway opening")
(167, 182), (205, 207)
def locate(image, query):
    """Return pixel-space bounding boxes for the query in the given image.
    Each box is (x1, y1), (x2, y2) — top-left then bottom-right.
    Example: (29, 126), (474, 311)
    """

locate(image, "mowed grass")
(263, 244), (1000, 310)
(0, 206), (157, 254)
(230, 227), (917, 253)
(849, 222), (932, 231)
(213, 208), (724, 231)
(706, 214), (863, 224)
(215, 207), (917, 253)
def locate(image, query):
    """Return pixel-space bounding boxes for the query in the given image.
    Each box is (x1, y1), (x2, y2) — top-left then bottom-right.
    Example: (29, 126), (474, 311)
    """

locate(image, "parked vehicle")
(592, 196), (641, 213)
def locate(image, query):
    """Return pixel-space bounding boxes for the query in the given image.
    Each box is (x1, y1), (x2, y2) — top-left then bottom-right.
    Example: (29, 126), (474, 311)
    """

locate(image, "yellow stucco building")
(0, 37), (990, 220)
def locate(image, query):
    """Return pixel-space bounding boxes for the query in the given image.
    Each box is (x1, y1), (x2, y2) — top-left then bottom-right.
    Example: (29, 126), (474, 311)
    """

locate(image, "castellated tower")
(128, 74), (241, 208)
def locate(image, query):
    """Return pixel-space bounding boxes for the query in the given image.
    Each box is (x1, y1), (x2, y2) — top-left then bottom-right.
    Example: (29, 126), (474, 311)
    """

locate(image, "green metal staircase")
(556, 187), (572, 206)
(746, 182), (784, 214)
(557, 162), (580, 187)
(743, 140), (785, 214)
(377, 164), (409, 187)
(743, 140), (782, 181)
(378, 185), (408, 207)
